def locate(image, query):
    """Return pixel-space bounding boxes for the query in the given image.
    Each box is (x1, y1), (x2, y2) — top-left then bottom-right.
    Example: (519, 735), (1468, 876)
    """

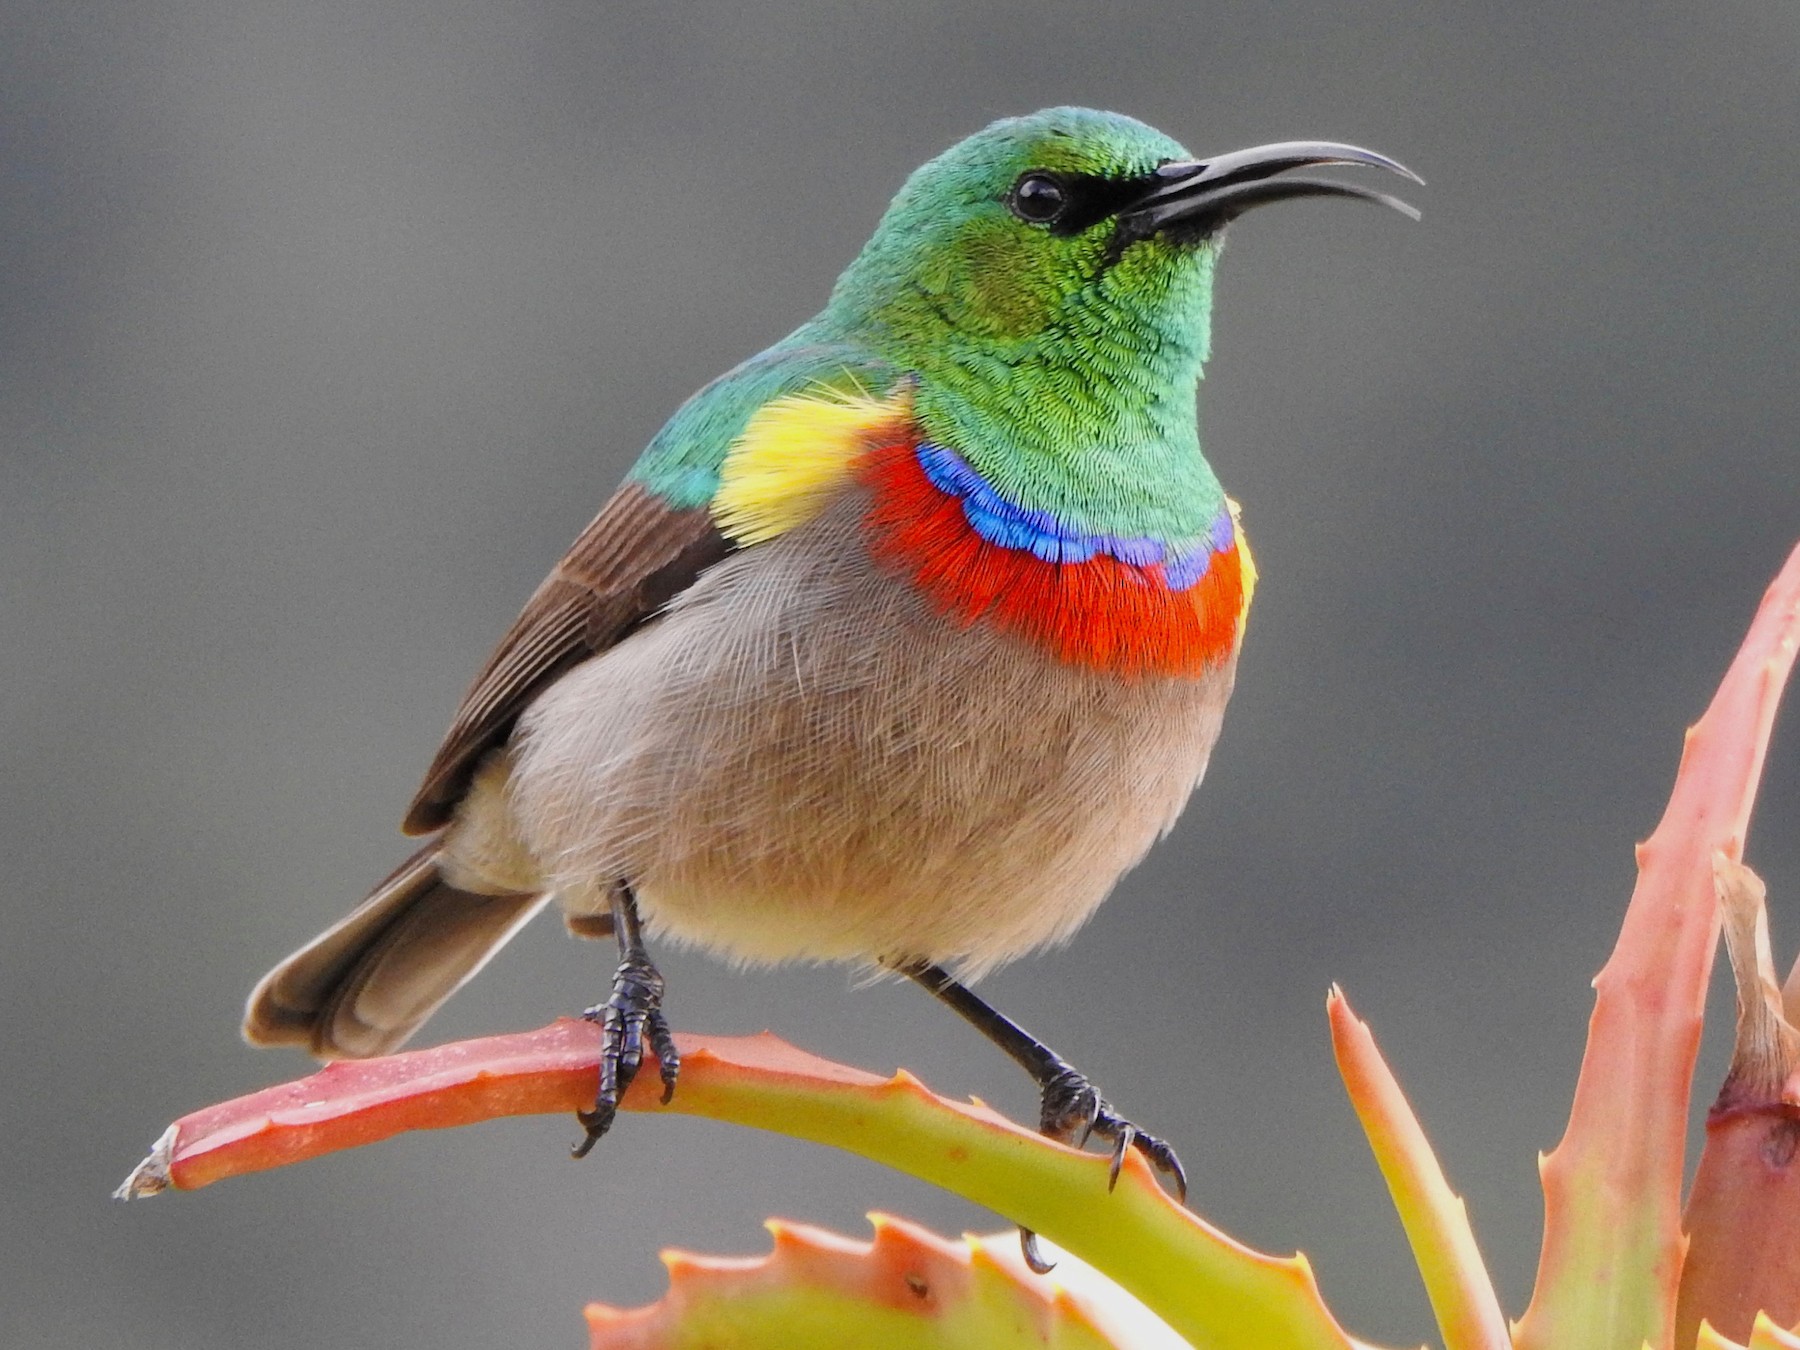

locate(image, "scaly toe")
(649, 1011), (680, 1104)
(1036, 1066), (1187, 1203)
(572, 955), (668, 1159)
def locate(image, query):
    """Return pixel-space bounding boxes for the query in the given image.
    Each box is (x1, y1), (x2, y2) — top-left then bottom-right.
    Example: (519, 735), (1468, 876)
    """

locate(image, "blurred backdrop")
(5, 1), (1798, 1345)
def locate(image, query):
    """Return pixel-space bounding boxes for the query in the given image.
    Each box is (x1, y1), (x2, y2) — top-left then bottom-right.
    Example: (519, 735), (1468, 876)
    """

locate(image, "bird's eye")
(1009, 172), (1068, 225)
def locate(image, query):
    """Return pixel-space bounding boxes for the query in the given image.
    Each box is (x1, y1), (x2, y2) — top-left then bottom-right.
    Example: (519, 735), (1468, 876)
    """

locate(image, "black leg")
(571, 883), (679, 1159)
(904, 961), (1188, 1272)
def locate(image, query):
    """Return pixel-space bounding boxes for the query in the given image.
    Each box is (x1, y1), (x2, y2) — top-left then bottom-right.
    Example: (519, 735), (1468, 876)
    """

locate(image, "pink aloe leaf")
(1675, 857), (1800, 1346)
(1328, 986), (1509, 1350)
(118, 1021), (1398, 1350)
(1513, 543), (1800, 1350)
(584, 1213), (1181, 1350)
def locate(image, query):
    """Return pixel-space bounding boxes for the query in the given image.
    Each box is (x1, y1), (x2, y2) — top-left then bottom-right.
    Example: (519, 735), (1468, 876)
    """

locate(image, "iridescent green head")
(829, 106), (1413, 355)
(816, 107), (1417, 540)
(830, 108), (1203, 347)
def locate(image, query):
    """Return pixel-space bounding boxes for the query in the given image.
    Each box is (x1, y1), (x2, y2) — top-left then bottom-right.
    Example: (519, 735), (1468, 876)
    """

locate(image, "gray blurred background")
(5, 1), (1798, 1345)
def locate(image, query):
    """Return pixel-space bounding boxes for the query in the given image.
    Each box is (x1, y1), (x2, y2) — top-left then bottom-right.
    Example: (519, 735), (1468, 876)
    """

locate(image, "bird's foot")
(571, 952), (680, 1158)
(1015, 1065), (1189, 1273)
(1039, 1063), (1188, 1198)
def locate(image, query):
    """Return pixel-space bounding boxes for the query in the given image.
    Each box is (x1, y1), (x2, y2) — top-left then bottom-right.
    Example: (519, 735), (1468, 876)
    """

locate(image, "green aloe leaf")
(583, 1214), (1183, 1350)
(1329, 987), (1508, 1350)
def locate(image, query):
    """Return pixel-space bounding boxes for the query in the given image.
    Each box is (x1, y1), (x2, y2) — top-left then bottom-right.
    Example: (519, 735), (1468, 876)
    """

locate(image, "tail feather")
(243, 843), (549, 1060)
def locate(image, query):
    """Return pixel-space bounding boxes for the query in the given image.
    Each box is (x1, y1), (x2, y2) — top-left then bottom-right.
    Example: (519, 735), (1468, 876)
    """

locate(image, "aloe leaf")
(583, 1214), (1181, 1350)
(1328, 987), (1508, 1350)
(1513, 543), (1800, 1350)
(1695, 1314), (1800, 1350)
(119, 1024), (1398, 1350)
(1748, 1315), (1800, 1349)
(1675, 858), (1800, 1344)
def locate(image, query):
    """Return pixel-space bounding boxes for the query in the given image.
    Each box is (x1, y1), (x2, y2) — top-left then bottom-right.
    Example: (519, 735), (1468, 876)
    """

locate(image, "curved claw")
(1019, 1227), (1055, 1274)
(651, 1016), (681, 1105)
(1104, 1123), (1136, 1190)
(1076, 1107), (1101, 1150)
(1134, 1132), (1189, 1203)
(570, 1104), (614, 1159)
(1094, 1114), (1185, 1201)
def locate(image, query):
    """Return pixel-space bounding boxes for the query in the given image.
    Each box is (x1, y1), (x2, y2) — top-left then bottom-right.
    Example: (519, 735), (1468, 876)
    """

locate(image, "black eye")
(1009, 172), (1068, 225)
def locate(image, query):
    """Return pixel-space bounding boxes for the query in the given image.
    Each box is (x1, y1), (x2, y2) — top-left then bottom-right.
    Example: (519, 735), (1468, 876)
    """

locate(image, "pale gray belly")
(477, 489), (1237, 976)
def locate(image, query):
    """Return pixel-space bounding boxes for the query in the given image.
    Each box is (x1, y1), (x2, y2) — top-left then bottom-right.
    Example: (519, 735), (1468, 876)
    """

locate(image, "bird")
(243, 107), (1417, 1250)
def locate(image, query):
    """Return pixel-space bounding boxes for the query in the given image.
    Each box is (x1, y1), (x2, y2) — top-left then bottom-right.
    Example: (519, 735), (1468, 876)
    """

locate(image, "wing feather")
(402, 481), (729, 834)
(401, 345), (899, 835)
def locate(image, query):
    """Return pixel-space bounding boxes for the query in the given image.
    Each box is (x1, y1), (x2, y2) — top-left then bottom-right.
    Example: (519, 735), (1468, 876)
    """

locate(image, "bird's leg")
(572, 882), (679, 1158)
(903, 961), (1188, 1273)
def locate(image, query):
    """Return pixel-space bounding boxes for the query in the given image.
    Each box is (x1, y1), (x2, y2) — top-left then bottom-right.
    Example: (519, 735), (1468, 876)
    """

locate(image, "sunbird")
(244, 108), (1416, 1252)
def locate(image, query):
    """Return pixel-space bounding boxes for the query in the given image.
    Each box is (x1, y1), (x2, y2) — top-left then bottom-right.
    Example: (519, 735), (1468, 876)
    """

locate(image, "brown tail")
(243, 843), (550, 1060)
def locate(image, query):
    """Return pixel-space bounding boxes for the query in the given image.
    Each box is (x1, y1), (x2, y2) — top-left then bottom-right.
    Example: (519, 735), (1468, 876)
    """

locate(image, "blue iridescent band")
(915, 442), (1229, 590)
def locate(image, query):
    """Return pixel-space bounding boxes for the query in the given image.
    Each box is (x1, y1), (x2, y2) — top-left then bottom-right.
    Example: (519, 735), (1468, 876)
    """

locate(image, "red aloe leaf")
(118, 1021), (1397, 1350)
(115, 1024), (867, 1194)
(1328, 987), (1509, 1350)
(1676, 856), (1800, 1345)
(1514, 542), (1800, 1350)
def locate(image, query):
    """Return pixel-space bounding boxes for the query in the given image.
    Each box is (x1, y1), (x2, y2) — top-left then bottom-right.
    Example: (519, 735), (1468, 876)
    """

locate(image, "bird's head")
(829, 106), (1417, 366)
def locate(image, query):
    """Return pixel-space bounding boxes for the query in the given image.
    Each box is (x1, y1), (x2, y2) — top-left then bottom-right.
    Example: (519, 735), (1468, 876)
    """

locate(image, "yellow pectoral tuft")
(712, 383), (914, 545)
(1228, 496), (1257, 637)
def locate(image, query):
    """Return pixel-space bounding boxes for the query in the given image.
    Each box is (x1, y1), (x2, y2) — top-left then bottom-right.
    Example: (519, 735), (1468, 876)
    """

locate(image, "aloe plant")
(120, 542), (1800, 1349)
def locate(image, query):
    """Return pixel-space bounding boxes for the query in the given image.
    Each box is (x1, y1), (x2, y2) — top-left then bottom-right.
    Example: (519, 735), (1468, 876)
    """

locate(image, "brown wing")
(402, 481), (730, 835)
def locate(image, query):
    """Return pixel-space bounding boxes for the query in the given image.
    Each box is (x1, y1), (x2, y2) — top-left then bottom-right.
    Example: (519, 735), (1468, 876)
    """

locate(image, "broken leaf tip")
(114, 1123), (177, 1200)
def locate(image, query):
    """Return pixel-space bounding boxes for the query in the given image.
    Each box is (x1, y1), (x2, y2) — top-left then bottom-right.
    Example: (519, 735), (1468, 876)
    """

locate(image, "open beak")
(1116, 141), (1422, 241)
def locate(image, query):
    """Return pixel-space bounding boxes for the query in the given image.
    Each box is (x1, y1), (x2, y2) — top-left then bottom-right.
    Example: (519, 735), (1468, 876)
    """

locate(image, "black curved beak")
(1116, 141), (1422, 242)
